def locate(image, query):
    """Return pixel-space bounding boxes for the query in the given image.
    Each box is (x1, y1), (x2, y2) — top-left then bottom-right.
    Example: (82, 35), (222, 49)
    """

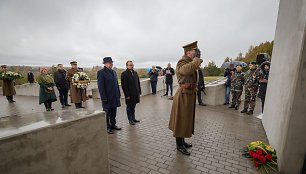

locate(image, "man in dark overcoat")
(54, 63), (71, 108)
(27, 71), (35, 83)
(121, 60), (142, 125)
(163, 63), (175, 97)
(97, 57), (122, 134)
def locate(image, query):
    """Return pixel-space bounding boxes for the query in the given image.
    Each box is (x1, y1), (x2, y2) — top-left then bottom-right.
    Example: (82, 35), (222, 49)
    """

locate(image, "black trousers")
(197, 89), (203, 104)
(261, 97), (265, 113)
(104, 107), (117, 130)
(58, 87), (68, 105)
(176, 137), (185, 146)
(126, 103), (136, 121)
(165, 82), (173, 96)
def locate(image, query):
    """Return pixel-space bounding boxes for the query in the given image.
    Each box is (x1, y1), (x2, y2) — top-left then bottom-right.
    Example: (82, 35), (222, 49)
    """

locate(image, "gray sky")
(0, 0), (279, 68)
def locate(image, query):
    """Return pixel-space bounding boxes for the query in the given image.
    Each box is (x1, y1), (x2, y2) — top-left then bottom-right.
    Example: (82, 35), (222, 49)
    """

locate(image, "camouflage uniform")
(242, 68), (260, 112)
(230, 71), (244, 108)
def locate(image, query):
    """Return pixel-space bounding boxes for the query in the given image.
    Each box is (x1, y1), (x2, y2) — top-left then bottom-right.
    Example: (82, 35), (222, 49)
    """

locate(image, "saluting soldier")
(67, 61), (87, 109)
(0, 65), (16, 103)
(168, 41), (202, 155)
(241, 61), (260, 115)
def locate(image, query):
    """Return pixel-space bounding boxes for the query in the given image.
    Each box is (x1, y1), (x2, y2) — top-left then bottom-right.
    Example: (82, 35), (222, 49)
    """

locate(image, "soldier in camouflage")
(241, 62), (260, 115)
(229, 64), (245, 110)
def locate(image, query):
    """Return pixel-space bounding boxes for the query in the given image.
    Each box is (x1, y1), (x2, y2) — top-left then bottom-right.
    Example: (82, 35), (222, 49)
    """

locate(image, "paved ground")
(0, 89), (278, 174)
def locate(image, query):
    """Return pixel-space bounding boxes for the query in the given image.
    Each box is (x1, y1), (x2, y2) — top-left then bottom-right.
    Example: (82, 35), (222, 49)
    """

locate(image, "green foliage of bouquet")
(0, 71), (23, 80)
(72, 72), (90, 89)
(242, 141), (277, 174)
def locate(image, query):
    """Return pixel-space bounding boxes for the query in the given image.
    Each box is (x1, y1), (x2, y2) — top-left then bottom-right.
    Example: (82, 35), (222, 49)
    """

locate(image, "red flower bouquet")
(242, 141), (277, 174)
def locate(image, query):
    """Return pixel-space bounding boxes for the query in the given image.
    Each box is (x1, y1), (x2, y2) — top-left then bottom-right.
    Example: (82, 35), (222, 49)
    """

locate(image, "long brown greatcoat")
(168, 55), (201, 138)
(1, 79), (16, 96)
(67, 68), (87, 103)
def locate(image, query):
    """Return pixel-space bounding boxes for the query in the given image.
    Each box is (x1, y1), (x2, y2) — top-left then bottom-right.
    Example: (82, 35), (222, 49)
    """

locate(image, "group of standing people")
(97, 57), (142, 134)
(224, 60), (270, 118)
(37, 61), (87, 111)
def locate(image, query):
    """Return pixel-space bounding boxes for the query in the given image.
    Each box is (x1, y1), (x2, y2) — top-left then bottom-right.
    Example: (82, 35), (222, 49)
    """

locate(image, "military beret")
(249, 61), (257, 65)
(103, 57), (113, 64)
(182, 41), (198, 52)
(1, 65), (7, 68)
(70, 61), (77, 64)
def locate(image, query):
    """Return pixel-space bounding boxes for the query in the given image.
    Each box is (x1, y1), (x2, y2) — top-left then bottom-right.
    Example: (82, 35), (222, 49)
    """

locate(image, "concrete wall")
(3, 76), (245, 106)
(0, 81), (98, 97)
(0, 110), (109, 174)
(203, 79), (227, 105)
(92, 76), (178, 99)
(262, 0), (306, 173)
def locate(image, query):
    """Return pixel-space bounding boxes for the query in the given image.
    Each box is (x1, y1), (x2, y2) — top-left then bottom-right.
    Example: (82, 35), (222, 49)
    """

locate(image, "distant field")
(204, 76), (223, 81)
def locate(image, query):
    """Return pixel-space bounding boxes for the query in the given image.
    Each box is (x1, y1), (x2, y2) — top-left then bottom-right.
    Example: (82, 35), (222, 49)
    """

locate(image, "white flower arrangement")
(72, 72), (90, 89)
(1, 71), (23, 80)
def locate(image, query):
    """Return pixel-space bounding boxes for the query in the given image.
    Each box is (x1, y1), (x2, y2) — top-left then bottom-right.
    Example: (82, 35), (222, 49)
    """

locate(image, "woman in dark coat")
(258, 61), (270, 114)
(36, 67), (57, 111)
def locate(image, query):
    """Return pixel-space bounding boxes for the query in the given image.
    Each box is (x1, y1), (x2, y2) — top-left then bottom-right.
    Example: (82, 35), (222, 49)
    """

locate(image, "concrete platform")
(0, 89), (279, 174)
(0, 110), (109, 174)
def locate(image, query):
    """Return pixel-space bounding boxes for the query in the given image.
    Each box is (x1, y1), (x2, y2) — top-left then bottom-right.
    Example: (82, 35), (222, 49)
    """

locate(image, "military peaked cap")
(182, 41), (198, 52)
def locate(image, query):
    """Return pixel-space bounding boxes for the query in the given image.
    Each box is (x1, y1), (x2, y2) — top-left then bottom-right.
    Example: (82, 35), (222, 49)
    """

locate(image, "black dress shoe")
(112, 126), (122, 130)
(241, 109), (248, 113)
(80, 106), (85, 108)
(133, 119), (140, 123)
(199, 103), (206, 106)
(129, 121), (135, 125)
(228, 105), (235, 108)
(65, 104), (72, 106)
(177, 146), (190, 155)
(183, 142), (193, 148)
(163, 94), (168, 96)
(107, 129), (114, 134)
(246, 110), (254, 115)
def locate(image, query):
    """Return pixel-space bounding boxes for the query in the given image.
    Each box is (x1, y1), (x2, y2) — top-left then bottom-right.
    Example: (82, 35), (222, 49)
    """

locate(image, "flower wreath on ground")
(72, 72), (90, 89)
(0, 71), (23, 80)
(241, 141), (278, 174)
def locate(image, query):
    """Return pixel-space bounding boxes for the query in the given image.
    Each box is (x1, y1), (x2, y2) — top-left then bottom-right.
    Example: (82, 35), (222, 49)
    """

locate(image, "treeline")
(1, 41), (274, 85)
(203, 40), (274, 76)
(234, 41), (274, 63)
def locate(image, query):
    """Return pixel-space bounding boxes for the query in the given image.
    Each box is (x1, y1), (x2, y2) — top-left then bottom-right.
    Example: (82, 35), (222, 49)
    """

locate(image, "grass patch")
(204, 76), (223, 82)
